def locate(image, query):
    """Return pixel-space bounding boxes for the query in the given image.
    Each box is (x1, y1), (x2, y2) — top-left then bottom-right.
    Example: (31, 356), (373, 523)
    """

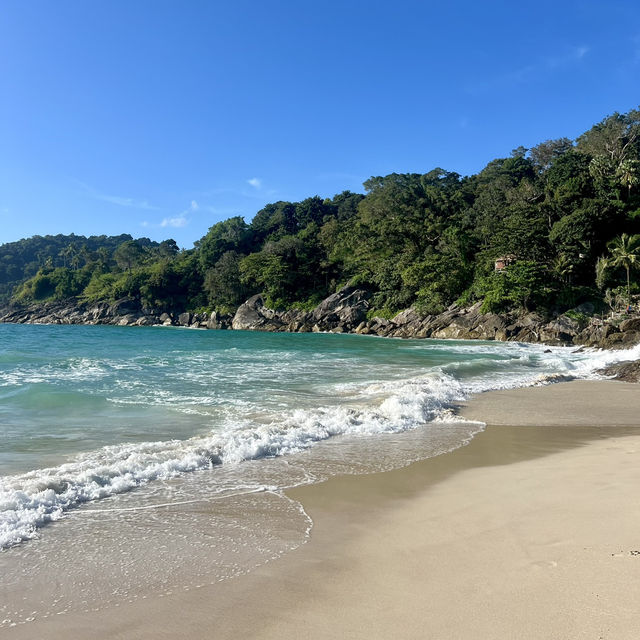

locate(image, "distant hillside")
(2, 107), (640, 318)
(0, 234), (162, 302)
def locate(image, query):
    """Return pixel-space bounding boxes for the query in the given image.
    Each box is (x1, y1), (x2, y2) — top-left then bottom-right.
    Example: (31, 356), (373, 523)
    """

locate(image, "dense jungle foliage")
(3, 108), (640, 316)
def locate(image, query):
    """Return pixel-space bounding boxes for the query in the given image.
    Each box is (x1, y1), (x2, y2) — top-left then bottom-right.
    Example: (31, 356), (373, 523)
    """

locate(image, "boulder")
(621, 330), (640, 345)
(311, 286), (370, 330)
(391, 307), (423, 326)
(538, 315), (580, 345)
(232, 295), (285, 331)
(206, 311), (222, 330)
(87, 302), (111, 321)
(619, 317), (640, 333)
(108, 298), (141, 317)
(177, 312), (191, 326)
(117, 314), (139, 326)
(600, 359), (640, 382)
(388, 307), (431, 338)
(473, 313), (505, 340)
(600, 332), (626, 349)
(190, 313), (208, 328)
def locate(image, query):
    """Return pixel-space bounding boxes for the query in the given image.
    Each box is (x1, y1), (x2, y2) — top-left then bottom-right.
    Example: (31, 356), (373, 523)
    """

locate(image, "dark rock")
(600, 332), (626, 349)
(473, 313), (506, 340)
(619, 317), (640, 333)
(109, 298), (141, 317)
(189, 313), (208, 328)
(87, 302), (111, 321)
(538, 315), (580, 345)
(117, 314), (139, 326)
(232, 295), (285, 331)
(206, 311), (222, 330)
(574, 302), (595, 315)
(599, 359), (640, 382)
(311, 287), (370, 331)
(176, 312), (190, 326)
(391, 307), (423, 326)
(388, 308), (431, 338)
(621, 330), (640, 344)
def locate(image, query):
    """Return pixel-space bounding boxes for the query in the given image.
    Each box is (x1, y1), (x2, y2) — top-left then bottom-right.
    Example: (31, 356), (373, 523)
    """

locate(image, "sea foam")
(1, 336), (639, 550)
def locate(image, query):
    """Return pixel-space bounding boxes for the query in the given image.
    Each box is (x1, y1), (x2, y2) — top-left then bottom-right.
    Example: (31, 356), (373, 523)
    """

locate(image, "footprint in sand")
(531, 560), (558, 569)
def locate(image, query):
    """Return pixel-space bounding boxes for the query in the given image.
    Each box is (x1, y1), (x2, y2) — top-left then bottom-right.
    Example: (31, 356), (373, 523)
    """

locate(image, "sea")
(0, 323), (636, 629)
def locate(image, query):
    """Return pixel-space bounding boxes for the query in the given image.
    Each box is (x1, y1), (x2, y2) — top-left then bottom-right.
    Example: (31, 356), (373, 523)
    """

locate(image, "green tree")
(239, 252), (290, 307)
(203, 251), (248, 309)
(197, 217), (249, 271)
(529, 138), (573, 171)
(595, 256), (609, 290)
(479, 261), (548, 313)
(576, 109), (640, 166)
(617, 159), (640, 198)
(113, 240), (145, 273)
(607, 233), (640, 306)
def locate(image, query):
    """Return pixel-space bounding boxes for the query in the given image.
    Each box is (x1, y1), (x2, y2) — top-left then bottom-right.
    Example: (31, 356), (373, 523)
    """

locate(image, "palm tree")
(617, 159), (640, 199)
(595, 255), (609, 290)
(608, 233), (640, 308)
(553, 254), (574, 284)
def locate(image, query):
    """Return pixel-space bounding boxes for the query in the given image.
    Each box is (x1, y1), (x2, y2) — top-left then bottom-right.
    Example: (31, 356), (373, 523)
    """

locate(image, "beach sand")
(7, 380), (640, 639)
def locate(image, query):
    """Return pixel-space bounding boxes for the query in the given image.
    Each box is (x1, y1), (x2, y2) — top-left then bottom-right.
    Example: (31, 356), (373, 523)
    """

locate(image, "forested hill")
(0, 234), (167, 302)
(3, 107), (640, 317)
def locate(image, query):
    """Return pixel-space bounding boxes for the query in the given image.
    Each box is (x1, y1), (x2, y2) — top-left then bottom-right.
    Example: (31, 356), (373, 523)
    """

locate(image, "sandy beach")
(7, 379), (640, 639)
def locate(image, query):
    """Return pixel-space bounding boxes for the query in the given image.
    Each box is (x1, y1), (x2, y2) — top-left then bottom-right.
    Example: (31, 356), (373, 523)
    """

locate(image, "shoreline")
(4, 292), (640, 350)
(7, 379), (640, 639)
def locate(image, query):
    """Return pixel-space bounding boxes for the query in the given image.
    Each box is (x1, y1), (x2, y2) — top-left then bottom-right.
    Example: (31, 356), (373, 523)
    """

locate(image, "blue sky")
(1, 0), (639, 248)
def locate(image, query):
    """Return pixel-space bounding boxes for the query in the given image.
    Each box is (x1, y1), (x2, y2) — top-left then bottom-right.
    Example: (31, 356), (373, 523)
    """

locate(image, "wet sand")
(7, 380), (640, 639)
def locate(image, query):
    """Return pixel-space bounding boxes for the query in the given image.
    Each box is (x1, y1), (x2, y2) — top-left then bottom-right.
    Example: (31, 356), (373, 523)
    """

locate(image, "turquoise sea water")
(0, 323), (636, 628)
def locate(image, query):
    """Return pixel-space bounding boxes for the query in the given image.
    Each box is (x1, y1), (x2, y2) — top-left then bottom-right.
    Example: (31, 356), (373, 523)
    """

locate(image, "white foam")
(1, 339), (637, 550)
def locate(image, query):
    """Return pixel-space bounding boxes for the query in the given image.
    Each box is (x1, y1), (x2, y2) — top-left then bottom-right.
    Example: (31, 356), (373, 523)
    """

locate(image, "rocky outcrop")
(230, 287), (371, 334)
(599, 359), (640, 382)
(0, 297), (232, 330)
(232, 295), (288, 332)
(2, 290), (640, 350)
(310, 287), (370, 332)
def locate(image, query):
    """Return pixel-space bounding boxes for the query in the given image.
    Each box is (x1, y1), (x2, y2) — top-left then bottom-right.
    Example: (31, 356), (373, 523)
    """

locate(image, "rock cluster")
(231, 287), (370, 333)
(0, 298), (232, 330)
(599, 359), (640, 382)
(2, 287), (640, 351)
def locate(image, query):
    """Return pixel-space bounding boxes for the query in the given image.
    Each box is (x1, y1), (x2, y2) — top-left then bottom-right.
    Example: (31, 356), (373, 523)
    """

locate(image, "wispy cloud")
(544, 45), (589, 69)
(98, 194), (157, 209)
(76, 180), (158, 210)
(247, 177), (262, 189)
(505, 46), (589, 84)
(466, 44), (590, 94)
(203, 205), (244, 216)
(142, 199), (200, 230)
(160, 216), (188, 228)
(201, 183), (277, 201)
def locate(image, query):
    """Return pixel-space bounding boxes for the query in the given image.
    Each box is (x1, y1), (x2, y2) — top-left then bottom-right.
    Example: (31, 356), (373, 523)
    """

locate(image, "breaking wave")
(2, 328), (640, 550)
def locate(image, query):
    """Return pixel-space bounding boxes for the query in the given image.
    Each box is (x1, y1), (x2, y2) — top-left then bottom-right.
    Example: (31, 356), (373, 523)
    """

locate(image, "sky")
(1, 0), (639, 249)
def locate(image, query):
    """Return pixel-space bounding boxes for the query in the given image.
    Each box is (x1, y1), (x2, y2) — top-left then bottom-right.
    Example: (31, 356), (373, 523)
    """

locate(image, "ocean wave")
(0, 369), (470, 550)
(2, 339), (640, 550)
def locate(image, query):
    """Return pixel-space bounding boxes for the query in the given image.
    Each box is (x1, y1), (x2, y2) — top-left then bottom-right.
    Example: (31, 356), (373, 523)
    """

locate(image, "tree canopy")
(4, 106), (640, 317)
